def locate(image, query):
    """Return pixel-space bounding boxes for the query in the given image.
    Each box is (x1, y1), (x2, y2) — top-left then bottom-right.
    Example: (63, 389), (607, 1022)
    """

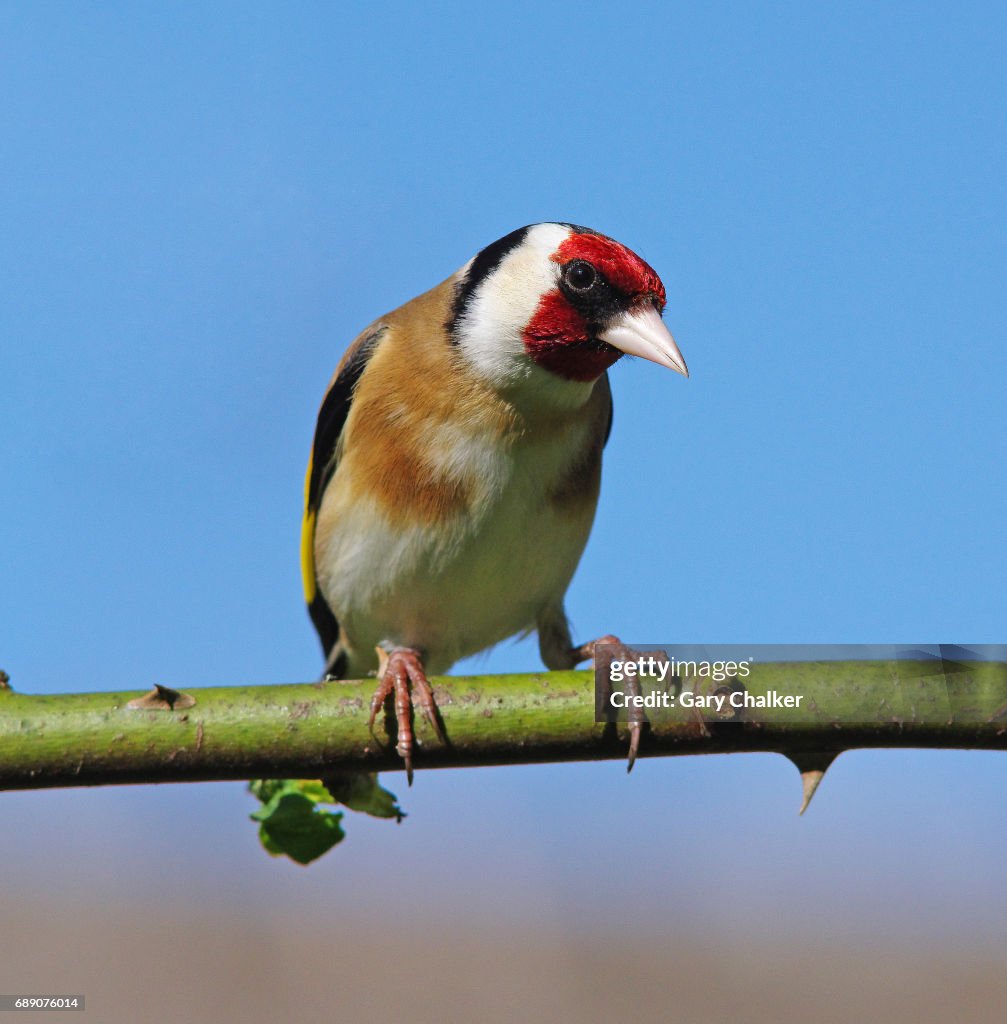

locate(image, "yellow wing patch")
(300, 457), (317, 605)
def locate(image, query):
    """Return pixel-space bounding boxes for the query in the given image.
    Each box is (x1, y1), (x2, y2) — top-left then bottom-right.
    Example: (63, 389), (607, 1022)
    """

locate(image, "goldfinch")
(302, 223), (688, 779)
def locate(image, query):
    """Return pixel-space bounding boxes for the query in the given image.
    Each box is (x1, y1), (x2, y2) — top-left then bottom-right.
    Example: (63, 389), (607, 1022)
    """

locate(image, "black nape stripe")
(560, 222), (601, 237)
(448, 224), (533, 340)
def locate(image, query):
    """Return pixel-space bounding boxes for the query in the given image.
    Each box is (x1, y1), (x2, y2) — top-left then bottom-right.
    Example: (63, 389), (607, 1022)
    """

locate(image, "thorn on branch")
(798, 769), (826, 815)
(126, 683), (196, 711)
(782, 751), (840, 815)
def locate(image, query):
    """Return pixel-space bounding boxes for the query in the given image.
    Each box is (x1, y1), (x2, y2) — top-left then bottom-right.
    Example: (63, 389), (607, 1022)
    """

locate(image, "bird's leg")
(571, 634), (647, 771)
(368, 646), (446, 785)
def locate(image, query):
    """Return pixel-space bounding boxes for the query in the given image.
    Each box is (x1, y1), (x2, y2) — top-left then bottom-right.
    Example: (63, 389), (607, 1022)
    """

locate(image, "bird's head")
(450, 223), (688, 402)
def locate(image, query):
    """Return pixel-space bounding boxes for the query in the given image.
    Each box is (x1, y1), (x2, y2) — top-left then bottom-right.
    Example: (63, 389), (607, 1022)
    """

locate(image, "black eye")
(564, 260), (597, 292)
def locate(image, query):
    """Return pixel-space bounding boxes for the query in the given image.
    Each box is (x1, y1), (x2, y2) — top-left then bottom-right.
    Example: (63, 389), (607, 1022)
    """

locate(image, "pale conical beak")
(599, 305), (689, 378)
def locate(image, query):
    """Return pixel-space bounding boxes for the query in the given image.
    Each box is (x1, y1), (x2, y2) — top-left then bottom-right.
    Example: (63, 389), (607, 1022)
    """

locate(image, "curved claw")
(369, 646), (445, 785)
(572, 633), (646, 771)
(627, 721), (641, 773)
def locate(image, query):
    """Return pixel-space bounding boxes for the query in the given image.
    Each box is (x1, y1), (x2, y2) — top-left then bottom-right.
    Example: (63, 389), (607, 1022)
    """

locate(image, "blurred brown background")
(3, 755), (1005, 1024)
(4, 892), (1004, 1023)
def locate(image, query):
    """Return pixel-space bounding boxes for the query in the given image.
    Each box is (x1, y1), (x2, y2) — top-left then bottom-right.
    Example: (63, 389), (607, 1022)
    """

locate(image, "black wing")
(301, 325), (386, 665)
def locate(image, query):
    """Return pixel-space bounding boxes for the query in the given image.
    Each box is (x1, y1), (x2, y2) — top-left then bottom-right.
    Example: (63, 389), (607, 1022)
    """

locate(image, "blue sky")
(2, 0), (1006, 956)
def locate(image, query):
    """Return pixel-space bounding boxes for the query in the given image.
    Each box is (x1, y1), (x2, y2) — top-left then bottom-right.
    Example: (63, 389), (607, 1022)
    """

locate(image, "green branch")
(2, 662), (1006, 800)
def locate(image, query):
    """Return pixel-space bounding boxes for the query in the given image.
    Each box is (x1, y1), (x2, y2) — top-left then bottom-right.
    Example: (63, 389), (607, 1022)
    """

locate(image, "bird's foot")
(368, 646), (446, 785)
(571, 634), (647, 772)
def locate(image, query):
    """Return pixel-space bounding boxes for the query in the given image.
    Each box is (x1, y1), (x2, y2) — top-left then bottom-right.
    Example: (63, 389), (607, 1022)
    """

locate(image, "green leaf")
(249, 780), (345, 865)
(292, 778), (336, 804)
(323, 771), (405, 821)
(248, 778), (284, 804)
(248, 774), (403, 863)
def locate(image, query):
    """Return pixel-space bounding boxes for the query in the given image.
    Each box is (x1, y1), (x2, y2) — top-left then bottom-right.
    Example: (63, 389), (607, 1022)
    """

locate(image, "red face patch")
(523, 290), (622, 382)
(554, 231), (666, 308)
(521, 229), (667, 382)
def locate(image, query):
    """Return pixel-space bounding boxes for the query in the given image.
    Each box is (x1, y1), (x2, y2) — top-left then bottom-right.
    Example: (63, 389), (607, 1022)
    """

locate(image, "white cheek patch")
(456, 223), (571, 387)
